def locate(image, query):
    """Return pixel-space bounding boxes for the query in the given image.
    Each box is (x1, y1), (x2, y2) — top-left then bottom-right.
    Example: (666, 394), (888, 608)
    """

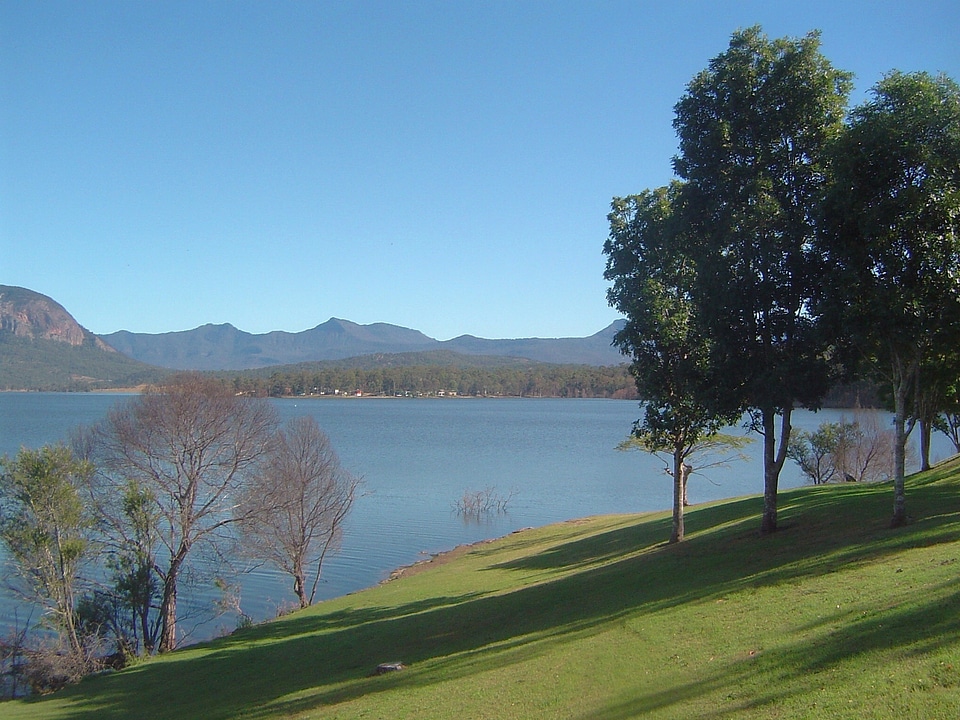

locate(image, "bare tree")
(832, 410), (901, 484)
(787, 410), (901, 485)
(239, 416), (359, 609)
(91, 374), (277, 652)
(453, 486), (517, 520)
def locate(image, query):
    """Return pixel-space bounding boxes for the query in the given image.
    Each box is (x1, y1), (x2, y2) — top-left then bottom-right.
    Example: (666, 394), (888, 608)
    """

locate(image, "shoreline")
(381, 526), (535, 583)
(0, 389), (631, 401)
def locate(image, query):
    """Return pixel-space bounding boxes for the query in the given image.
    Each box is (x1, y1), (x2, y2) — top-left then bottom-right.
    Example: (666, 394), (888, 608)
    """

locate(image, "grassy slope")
(7, 463), (960, 719)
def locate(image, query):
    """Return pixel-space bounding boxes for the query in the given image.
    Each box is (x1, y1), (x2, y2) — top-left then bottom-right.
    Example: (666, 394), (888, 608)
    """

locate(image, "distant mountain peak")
(101, 317), (626, 371)
(0, 285), (114, 351)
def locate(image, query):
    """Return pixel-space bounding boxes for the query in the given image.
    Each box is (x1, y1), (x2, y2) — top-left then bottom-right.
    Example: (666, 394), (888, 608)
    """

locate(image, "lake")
(1, 393), (952, 645)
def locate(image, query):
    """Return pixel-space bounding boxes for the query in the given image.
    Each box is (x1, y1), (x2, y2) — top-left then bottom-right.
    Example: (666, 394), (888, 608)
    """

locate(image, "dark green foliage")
(817, 71), (960, 525)
(90, 481), (162, 656)
(604, 183), (738, 542)
(604, 184), (728, 441)
(671, 26), (851, 533)
(0, 446), (93, 656)
(673, 25), (851, 409)
(819, 72), (960, 365)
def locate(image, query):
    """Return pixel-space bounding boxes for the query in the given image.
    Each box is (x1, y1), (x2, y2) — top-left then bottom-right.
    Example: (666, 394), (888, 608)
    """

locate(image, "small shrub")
(788, 410), (903, 484)
(2, 638), (103, 696)
(453, 487), (517, 518)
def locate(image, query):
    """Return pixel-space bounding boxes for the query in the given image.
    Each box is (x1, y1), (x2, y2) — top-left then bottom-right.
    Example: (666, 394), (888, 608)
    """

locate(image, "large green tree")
(672, 27), (851, 533)
(605, 183), (739, 542)
(818, 71), (960, 526)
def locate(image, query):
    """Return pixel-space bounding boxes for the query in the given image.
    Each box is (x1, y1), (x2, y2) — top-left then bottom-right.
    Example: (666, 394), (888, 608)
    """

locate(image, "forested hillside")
(0, 335), (166, 391)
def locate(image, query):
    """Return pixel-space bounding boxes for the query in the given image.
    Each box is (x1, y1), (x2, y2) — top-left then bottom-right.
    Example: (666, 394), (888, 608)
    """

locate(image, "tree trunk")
(760, 407), (791, 535)
(294, 571), (307, 609)
(139, 599), (154, 655)
(52, 529), (84, 658)
(62, 597), (83, 658)
(158, 550), (187, 653)
(919, 417), (932, 472)
(670, 447), (685, 543)
(158, 576), (177, 653)
(891, 376), (910, 528)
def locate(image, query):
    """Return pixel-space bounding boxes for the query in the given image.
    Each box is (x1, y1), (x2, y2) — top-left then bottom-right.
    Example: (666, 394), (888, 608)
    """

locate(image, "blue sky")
(2, 2), (958, 340)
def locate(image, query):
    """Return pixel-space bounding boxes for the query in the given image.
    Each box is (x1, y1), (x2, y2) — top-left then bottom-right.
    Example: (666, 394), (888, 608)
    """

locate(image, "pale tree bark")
(890, 353), (919, 528)
(670, 447), (686, 544)
(760, 408), (792, 535)
(157, 547), (188, 653)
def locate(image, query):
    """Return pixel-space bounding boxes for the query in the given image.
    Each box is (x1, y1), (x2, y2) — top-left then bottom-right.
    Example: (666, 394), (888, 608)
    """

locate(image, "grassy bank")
(6, 461), (960, 719)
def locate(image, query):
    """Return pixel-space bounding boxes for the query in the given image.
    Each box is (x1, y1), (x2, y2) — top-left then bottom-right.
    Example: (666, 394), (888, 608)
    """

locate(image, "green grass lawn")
(5, 461), (960, 719)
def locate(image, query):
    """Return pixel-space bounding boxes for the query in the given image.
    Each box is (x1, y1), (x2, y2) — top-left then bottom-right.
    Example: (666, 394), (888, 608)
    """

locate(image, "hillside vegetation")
(0, 334), (166, 391)
(5, 461), (960, 719)
(0, 285), (166, 390)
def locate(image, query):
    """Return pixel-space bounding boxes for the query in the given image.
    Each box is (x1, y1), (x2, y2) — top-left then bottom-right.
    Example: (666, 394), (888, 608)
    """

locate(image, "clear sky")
(2, 1), (958, 340)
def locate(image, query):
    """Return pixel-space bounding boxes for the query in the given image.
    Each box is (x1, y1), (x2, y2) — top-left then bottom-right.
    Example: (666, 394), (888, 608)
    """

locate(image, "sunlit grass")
(6, 459), (960, 719)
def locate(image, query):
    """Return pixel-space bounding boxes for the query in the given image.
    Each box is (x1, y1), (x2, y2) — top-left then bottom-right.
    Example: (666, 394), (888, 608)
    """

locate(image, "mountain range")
(0, 285), (627, 389)
(101, 318), (626, 370)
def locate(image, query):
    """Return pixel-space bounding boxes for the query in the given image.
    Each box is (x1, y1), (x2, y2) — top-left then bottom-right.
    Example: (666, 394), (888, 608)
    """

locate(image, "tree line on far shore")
(218, 362), (640, 400)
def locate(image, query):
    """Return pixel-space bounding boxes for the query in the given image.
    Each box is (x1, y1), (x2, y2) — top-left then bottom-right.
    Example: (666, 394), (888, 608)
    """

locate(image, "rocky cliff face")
(0, 285), (115, 351)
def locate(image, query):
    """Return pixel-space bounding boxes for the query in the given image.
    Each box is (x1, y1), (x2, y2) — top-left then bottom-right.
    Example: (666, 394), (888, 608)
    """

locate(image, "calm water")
(1, 393), (951, 644)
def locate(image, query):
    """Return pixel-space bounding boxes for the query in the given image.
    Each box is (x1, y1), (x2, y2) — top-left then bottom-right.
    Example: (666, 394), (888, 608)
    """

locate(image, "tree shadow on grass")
(214, 591), (489, 647)
(575, 578), (960, 720)
(487, 514), (676, 573)
(26, 472), (960, 720)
